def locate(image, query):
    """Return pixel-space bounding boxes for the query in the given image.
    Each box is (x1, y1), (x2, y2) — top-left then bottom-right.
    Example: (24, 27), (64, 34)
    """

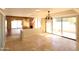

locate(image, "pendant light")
(45, 11), (52, 20)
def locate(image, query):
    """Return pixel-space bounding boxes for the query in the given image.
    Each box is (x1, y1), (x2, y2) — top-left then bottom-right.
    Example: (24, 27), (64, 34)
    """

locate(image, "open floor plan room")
(0, 8), (79, 51)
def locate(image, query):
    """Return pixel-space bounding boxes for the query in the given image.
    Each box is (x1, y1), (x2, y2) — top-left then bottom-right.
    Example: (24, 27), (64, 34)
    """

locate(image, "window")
(35, 18), (41, 28)
(11, 20), (22, 29)
(5, 20), (7, 34)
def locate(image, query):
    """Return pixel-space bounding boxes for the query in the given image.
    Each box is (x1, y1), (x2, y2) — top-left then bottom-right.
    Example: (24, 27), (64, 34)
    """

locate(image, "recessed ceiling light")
(35, 9), (40, 11)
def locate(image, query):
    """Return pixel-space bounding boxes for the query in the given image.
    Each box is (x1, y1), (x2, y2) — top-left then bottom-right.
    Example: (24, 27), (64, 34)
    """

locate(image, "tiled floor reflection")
(5, 29), (76, 51)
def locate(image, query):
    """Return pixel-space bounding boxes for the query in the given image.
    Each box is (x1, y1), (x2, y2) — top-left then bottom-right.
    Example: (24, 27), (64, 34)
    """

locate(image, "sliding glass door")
(45, 16), (76, 40)
(62, 17), (76, 39)
(52, 16), (76, 40)
(53, 17), (62, 35)
(46, 20), (53, 33)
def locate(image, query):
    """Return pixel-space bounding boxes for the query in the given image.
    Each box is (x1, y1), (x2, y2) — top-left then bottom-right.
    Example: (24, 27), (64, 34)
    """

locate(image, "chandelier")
(45, 11), (52, 20)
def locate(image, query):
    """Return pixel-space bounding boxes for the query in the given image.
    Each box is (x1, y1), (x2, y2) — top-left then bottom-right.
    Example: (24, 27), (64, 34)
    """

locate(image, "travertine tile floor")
(5, 31), (77, 51)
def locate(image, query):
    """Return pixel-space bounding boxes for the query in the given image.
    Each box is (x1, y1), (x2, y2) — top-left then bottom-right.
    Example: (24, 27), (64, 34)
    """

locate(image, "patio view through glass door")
(53, 17), (62, 35)
(46, 20), (53, 33)
(46, 16), (76, 40)
(62, 17), (76, 39)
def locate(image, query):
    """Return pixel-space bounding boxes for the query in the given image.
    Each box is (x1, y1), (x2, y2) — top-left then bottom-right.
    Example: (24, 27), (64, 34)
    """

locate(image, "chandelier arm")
(45, 11), (52, 20)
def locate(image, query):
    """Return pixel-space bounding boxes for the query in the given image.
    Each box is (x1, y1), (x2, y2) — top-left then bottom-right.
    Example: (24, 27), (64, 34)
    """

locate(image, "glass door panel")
(53, 17), (61, 35)
(62, 17), (76, 39)
(46, 20), (53, 33)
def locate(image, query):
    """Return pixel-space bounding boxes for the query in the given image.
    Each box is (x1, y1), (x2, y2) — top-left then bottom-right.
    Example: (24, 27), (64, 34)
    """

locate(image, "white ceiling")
(4, 8), (78, 17)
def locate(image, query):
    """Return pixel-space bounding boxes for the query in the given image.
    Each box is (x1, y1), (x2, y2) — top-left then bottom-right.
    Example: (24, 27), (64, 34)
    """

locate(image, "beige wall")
(41, 18), (46, 32)
(77, 16), (79, 50)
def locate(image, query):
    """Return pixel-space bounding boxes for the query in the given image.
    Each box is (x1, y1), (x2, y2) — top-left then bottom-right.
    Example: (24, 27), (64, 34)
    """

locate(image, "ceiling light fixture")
(35, 9), (40, 11)
(45, 11), (52, 20)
